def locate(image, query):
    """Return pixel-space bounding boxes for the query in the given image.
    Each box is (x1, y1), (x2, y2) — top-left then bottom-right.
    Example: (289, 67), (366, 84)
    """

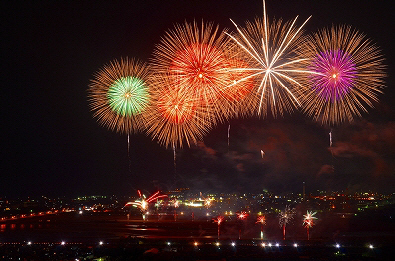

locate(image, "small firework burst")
(279, 205), (296, 240)
(303, 210), (317, 240)
(303, 210), (317, 228)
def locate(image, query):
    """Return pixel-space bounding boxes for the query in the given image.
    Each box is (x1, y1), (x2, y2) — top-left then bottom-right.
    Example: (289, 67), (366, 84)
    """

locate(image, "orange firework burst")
(151, 21), (242, 123)
(144, 74), (213, 148)
(88, 58), (152, 134)
(227, 1), (311, 117)
(299, 25), (386, 125)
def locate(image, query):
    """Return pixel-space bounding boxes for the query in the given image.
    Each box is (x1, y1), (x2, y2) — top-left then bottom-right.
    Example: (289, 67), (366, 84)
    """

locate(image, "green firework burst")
(107, 76), (149, 117)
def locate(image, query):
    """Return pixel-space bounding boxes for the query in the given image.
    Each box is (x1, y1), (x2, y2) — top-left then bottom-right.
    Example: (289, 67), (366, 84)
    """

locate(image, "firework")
(279, 206), (296, 240)
(125, 199), (148, 212)
(227, 0), (311, 117)
(303, 210), (317, 240)
(151, 21), (244, 123)
(237, 211), (248, 239)
(144, 75), (213, 148)
(88, 58), (152, 134)
(299, 25), (386, 125)
(213, 216), (225, 239)
(124, 190), (167, 213)
(237, 211), (248, 220)
(256, 215), (267, 240)
(173, 199), (180, 221)
(145, 191), (168, 203)
(204, 198), (212, 208)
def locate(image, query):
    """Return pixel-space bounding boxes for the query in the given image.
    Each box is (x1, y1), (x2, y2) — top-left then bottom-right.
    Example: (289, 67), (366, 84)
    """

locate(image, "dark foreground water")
(0, 211), (394, 260)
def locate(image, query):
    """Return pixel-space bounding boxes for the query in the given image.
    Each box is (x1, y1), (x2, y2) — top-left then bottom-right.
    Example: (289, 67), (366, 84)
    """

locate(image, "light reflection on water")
(0, 222), (51, 232)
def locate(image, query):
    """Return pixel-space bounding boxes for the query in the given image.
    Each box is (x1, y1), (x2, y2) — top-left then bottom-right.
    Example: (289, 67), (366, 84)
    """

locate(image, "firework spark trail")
(127, 134), (132, 173)
(303, 210), (317, 240)
(237, 211), (248, 239)
(279, 206), (296, 240)
(173, 142), (177, 186)
(124, 190), (167, 212)
(227, 0), (314, 117)
(299, 25), (386, 125)
(256, 215), (266, 239)
(213, 216), (225, 239)
(227, 124), (230, 151)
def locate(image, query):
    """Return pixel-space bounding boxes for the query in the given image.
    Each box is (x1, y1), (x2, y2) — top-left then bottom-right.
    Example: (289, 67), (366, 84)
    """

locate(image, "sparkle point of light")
(167, 242), (171, 246)
(27, 241), (32, 245)
(369, 244), (374, 249)
(216, 242), (220, 246)
(294, 243), (298, 247)
(198, 73), (203, 78)
(231, 242), (236, 247)
(276, 243), (280, 247)
(194, 242), (198, 246)
(99, 241), (103, 245)
(335, 243), (340, 248)
(268, 243), (272, 247)
(61, 241), (65, 245)
(261, 243), (266, 247)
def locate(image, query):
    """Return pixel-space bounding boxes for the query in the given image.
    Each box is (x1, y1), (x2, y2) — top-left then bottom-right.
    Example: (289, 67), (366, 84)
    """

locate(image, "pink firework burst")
(309, 50), (357, 101)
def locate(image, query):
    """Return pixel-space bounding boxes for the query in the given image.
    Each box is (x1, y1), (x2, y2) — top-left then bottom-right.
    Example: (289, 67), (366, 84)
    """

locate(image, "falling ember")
(261, 150), (265, 158)
(227, 124), (230, 150)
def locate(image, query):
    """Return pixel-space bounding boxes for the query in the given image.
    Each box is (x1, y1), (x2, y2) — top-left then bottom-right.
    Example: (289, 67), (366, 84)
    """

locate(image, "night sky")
(2, 1), (394, 198)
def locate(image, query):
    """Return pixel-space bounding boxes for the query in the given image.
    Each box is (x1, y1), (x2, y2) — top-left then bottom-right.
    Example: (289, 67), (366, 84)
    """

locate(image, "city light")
(369, 244), (374, 249)
(335, 243), (340, 248)
(231, 242), (236, 247)
(61, 241), (66, 245)
(293, 243), (298, 247)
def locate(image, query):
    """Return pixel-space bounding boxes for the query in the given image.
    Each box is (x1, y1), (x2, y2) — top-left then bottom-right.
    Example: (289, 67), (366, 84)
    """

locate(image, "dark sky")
(2, 1), (394, 198)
